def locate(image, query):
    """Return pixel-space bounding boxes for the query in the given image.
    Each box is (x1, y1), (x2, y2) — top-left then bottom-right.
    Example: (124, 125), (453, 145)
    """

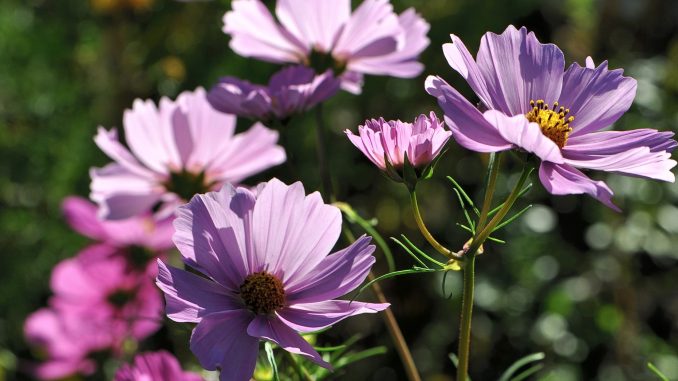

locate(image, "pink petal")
(559, 60), (637, 137)
(285, 235), (376, 303)
(156, 260), (241, 323)
(89, 163), (163, 220)
(173, 185), (254, 290)
(442, 34), (494, 109)
(61, 196), (106, 241)
(250, 179), (342, 283)
(538, 162), (620, 211)
(334, 0), (401, 61)
(223, 0), (307, 64)
(189, 310), (258, 380)
(425, 76), (512, 152)
(275, 0), (350, 52)
(247, 315), (331, 369)
(564, 147), (676, 182)
(475, 25), (565, 115)
(483, 110), (564, 163)
(93, 127), (156, 178)
(277, 300), (389, 333)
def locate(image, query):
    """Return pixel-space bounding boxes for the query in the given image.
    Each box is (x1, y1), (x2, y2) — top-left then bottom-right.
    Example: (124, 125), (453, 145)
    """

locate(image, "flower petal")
(89, 164), (164, 220)
(275, 0), (350, 52)
(475, 25), (565, 115)
(205, 123), (286, 184)
(223, 0), (307, 64)
(277, 300), (389, 333)
(425, 76), (512, 152)
(538, 162), (619, 211)
(442, 34), (493, 109)
(251, 179), (342, 283)
(558, 60), (637, 137)
(93, 127), (157, 178)
(156, 260), (241, 323)
(334, 0), (401, 61)
(483, 110), (564, 163)
(173, 185), (255, 290)
(61, 197), (107, 241)
(247, 315), (331, 369)
(285, 235), (376, 303)
(564, 147), (676, 182)
(189, 310), (258, 381)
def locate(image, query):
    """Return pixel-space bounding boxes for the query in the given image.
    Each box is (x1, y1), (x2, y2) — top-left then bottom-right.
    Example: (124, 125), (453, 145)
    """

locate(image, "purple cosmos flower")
(24, 308), (104, 380)
(222, 0), (429, 93)
(156, 179), (388, 381)
(345, 112), (451, 171)
(50, 246), (163, 348)
(114, 351), (203, 381)
(208, 65), (340, 123)
(426, 25), (677, 210)
(63, 196), (174, 252)
(90, 87), (286, 220)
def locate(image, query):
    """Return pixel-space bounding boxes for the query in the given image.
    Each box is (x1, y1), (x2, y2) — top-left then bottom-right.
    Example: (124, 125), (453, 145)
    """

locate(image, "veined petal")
(476, 25), (565, 115)
(333, 0), (401, 60)
(223, 0), (307, 64)
(538, 162), (619, 211)
(93, 127), (157, 178)
(89, 164), (164, 220)
(565, 129), (677, 155)
(189, 310), (258, 381)
(442, 34), (493, 109)
(559, 60), (637, 137)
(247, 316), (332, 369)
(276, 300), (389, 333)
(564, 147), (676, 182)
(251, 179), (342, 283)
(483, 110), (564, 164)
(285, 235), (376, 303)
(425, 76), (512, 152)
(275, 0), (350, 52)
(156, 260), (241, 323)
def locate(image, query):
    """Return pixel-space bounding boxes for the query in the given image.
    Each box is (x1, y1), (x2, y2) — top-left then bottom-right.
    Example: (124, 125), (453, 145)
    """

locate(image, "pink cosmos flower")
(345, 112), (451, 171)
(208, 65), (340, 123)
(50, 246), (163, 347)
(90, 87), (286, 220)
(24, 308), (104, 380)
(63, 196), (174, 252)
(426, 25), (677, 210)
(156, 179), (388, 381)
(114, 351), (203, 381)
(222, 0), (429, 93)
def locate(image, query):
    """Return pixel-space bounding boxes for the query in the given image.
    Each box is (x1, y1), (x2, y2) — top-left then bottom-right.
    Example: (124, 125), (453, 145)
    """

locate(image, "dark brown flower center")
(525, 99), (575, 149)
(164, 170), (212, 201)
(239, 271), (286, 314)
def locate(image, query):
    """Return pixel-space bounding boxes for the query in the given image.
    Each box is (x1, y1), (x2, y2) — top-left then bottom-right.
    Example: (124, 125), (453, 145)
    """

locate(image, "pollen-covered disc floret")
(239, 271), (286, 315)
(526, 100), (574, 149)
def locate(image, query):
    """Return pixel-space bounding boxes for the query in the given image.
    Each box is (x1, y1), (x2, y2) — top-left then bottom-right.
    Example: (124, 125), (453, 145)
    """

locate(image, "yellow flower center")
(525, 100), (574, 148)
(239, 271), (286, 315)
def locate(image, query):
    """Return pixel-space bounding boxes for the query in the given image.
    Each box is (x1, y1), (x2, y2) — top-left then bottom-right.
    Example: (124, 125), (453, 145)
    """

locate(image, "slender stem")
(475, 153), (500, 232)
(456, 163), (531, 381)
(368, 272), (422, 381)
(456, 252), (476, 381)
(314, 104), (334, 201)
(409, 190), (456, 259)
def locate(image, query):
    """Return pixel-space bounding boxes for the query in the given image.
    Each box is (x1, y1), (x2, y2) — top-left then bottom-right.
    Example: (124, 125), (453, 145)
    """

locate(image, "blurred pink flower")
(208, 65), (340, 123)
(223, 0), (429, 93)
(114, 351), (203, 381)
(156, 179), (388, 381)
(49, 246), (163, 348)
(24, 308), (105, 380)
(90, 87), (286, 220)
(345, 112), (451, 170)
(427, 25), (677, 210)
(62, 196), (174, 251)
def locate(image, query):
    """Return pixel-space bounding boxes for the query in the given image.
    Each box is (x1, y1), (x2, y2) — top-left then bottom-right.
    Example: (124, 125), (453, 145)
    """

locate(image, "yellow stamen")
(525, 99), (574, 148)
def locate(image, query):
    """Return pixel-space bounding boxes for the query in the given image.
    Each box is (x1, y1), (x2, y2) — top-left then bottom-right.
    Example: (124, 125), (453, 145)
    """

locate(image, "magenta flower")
(50, 246), (162, 347)
(90, 87), (286, 220)
(63, 196), (174, 252)
(114, 351), (203, 381)
(156, 179), (388, 381)
(345, 112), (451, 171)
(208, 66), (340, 123)
(222, 0), (429, 93)
(24, 308), (104, 380)
(427, 25), (677, 210)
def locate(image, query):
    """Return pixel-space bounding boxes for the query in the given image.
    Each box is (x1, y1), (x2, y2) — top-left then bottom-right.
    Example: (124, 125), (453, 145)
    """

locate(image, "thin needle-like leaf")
(447, 176), (480, 216)
(391, 237), (428, 268)
(264, 342), (280, 381)
(492, 204), (533, 232)
(498, 352), (545, 381)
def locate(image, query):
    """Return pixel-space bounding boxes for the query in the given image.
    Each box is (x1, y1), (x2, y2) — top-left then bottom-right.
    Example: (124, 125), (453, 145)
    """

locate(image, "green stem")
(456, 162), (531, 381)
(314, 104), (334, 201)
(287, 352), (313, 381)
(409, 190), (456, 259)
(475, 153), (500, 232)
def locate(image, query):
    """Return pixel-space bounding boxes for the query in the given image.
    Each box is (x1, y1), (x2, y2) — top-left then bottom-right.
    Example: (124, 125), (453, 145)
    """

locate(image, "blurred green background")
(1, 0), (678, 380)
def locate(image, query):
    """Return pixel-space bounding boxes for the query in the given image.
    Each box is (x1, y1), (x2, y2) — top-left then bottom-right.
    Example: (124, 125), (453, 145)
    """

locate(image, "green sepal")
(402, 152), (419, 192)
(383, 152), (404, 183)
